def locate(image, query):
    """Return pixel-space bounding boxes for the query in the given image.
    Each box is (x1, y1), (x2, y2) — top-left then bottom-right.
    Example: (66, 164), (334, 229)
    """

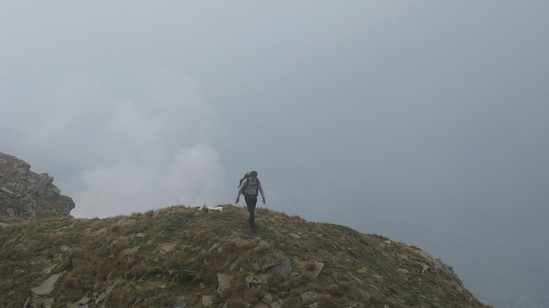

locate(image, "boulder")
(202, 295), (214, 307)
(300, 291), (318, 302)
(217, 273), (233, 294)
(31, 273), (64, 296)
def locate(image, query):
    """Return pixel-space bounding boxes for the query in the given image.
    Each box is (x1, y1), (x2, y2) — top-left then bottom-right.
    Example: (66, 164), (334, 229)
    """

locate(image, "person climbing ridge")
(235, 170), (266, 231)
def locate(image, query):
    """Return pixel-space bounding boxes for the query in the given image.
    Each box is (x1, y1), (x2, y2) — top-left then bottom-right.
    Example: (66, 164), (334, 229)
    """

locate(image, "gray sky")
(2, 1), (548, 307)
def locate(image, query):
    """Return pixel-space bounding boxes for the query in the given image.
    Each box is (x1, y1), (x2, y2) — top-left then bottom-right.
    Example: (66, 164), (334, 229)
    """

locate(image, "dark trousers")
(244, 195), (258, 228)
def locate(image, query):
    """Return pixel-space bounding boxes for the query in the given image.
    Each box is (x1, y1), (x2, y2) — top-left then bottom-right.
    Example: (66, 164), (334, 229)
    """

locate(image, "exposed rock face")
(0, 152), (75, 218)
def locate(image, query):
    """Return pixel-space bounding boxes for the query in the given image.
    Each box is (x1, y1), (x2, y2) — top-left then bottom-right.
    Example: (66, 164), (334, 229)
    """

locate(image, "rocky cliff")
(0, 205), (489, 307)
(0, 152), (75, 218)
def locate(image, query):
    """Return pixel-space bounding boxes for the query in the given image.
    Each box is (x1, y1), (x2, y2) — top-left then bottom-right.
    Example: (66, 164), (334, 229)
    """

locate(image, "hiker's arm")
(258, 181), (266, 204)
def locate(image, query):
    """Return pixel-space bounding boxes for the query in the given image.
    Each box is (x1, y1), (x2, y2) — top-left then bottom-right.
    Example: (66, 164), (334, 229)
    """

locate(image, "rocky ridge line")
(0, 152), (74, 218)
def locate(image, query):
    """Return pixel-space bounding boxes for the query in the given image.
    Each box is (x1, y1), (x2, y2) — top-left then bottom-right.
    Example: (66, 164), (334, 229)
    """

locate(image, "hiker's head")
(249, 171), (258, 179)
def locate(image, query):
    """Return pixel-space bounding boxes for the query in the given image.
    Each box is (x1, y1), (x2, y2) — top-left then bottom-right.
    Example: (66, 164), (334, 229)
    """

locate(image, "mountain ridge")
(0, 152), (488, 307)
(0, 204), (489, 307)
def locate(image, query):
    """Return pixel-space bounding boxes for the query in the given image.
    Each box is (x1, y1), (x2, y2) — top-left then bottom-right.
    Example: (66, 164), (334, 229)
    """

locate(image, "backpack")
(238, 172), (260, 197)
(238, 172), (249, 188)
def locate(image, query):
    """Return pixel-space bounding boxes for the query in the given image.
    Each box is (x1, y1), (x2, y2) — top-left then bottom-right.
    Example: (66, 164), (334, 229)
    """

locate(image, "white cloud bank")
(4, 64), (228, 218)
(74, 144), (225, 217)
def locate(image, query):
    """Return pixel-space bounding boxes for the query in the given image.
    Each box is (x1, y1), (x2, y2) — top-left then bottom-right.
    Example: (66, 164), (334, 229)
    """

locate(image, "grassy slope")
(0, 205), (488, 307)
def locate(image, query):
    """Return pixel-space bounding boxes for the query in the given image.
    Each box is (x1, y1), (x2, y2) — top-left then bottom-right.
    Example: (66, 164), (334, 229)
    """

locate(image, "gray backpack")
(238, 173), (260, 197)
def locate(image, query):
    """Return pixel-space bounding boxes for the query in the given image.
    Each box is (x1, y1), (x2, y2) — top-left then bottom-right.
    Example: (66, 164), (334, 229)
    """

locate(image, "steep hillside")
(0, 152), (74, 218)
(0, 205), (488, 307)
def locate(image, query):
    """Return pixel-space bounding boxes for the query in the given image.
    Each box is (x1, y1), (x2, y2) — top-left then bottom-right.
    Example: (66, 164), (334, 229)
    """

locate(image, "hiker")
(235, 171), (266, 230)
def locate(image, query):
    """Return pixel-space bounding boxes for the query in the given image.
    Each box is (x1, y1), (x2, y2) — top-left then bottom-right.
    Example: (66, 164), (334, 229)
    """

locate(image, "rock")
(0, 153), (75, 218)
(77, 296), (91, 305)
(95, 292), (108, 304)
(412, 249), (450, 274)
(419, 262), (430, 274)
(6, 208), (15, 217)
(311, 262), (324, 278)
(133, 297), (144, 305)
(294, 259), (324, 279)
(208, 243), (221, 253)
(257, 240), (270, 249)
(0, 222), (9, 228)
(245, 273), (271, 287)
(31, 273), (64, 296)
(95, 285), (114, 304)
(117, 219), (137, 227)
(158, 243), (177, 253)
(360, 290), (373, 302)
(15, 167), (28, 175)
(43, 263), (58, 275)
(0, 187), (14, 196)
(300, 291), (318, 302)
(230, 237), (256, 248)
(273, 263), (292, 279)
(270, 302), (283, 308)
(95, 228), (108, 235)
(289, 233), (301, 240)
(35, 173), (53, 190)
(120, 246), (140, 256)
(173, 296), (187, 308)
(217, 273), (233, 294)
(51, 186), (61, 196)
(261, 257), (277, 270)
(202, 295), (214, 307)
(33, 297), (54, 308)
(262, 292), (273, 304)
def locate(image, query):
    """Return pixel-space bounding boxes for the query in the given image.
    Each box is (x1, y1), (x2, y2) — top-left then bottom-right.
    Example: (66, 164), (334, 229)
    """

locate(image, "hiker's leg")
(245, 196), (258, 228)
(244, 197), (253, 226)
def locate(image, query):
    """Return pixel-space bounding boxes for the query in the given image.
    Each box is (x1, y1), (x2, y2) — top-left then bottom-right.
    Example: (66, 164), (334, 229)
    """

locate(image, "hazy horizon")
(2, 1), (548, 307)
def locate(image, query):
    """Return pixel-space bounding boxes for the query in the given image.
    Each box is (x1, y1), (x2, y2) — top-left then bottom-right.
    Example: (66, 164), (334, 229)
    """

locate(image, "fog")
(2, 1), (548, 307)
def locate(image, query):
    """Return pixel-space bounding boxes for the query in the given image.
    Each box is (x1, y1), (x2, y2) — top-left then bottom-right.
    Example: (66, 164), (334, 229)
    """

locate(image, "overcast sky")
(1, 1), (548, 307)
